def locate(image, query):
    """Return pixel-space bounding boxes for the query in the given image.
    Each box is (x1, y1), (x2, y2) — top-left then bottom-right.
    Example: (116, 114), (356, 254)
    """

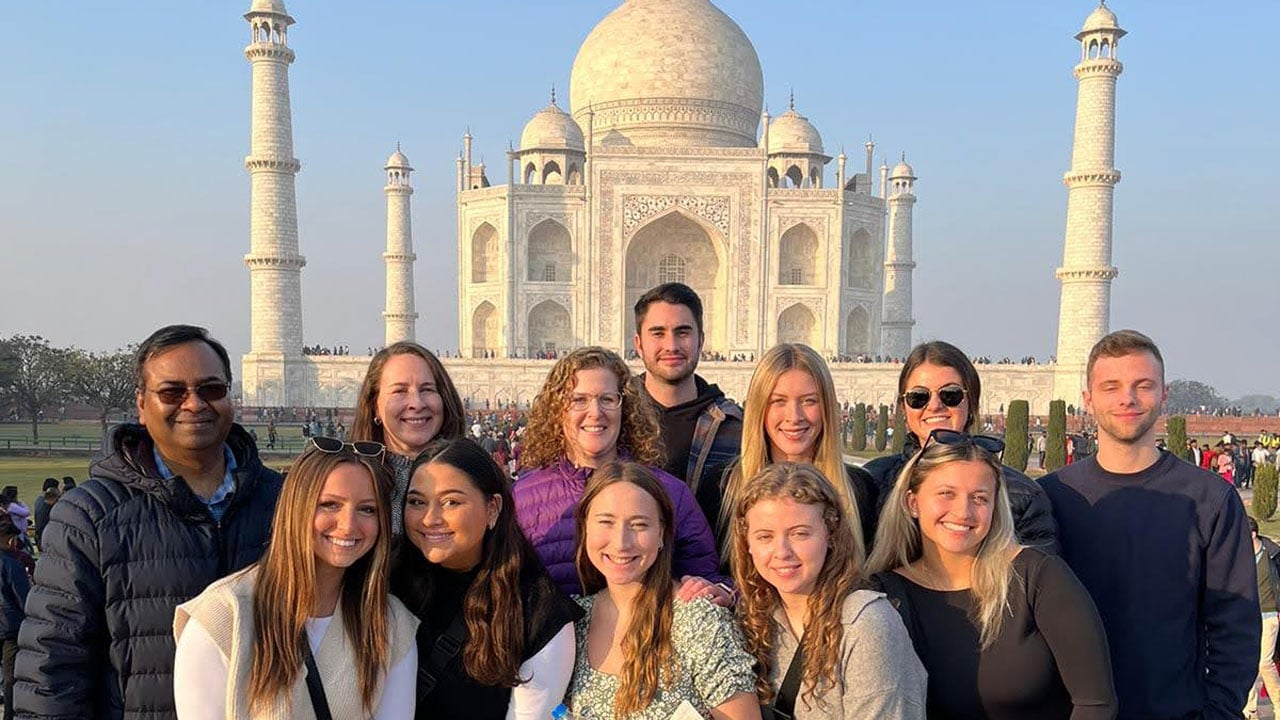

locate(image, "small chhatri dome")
(766, 106), (824, 155)
(520, 93), (585, 152)
(1081, 2), (1120, 32)
(248, 0), (290, 15)
(385, 145), (411, 170)
(891, 157), (915, 179)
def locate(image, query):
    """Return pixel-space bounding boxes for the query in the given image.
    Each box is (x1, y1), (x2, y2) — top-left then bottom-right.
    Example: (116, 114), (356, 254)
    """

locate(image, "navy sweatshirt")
(1041, 451), (1260, 720)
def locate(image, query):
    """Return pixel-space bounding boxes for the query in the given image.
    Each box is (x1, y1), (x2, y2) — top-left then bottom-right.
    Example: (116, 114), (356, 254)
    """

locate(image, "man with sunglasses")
(1041, 330), (1258, 720)
(13, 325), (283, 720)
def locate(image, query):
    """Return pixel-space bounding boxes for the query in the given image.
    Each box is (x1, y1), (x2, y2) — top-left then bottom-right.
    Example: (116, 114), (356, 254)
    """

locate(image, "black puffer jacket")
(863, 442), (1059, 555)
(13, 424), (282, 720)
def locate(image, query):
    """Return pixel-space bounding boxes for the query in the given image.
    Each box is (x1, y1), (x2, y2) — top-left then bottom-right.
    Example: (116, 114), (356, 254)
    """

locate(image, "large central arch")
(623, 211), (725, 351)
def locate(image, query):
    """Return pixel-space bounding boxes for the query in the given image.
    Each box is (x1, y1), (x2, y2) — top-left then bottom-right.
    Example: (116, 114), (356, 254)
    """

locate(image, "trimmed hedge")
(875, 404), (889, 451)
(1255, 464), (1279, 521)
(1166, 416), (1190, 461)
(1044, 400), (1067, 472)
(1004, 399), (1030, 472)
(852, 403), (867, 452)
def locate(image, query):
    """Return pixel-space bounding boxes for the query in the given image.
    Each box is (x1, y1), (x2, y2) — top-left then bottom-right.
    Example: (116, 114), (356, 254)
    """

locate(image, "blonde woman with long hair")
(701, 343), (876, 567)
(866, 430), (1115, 719)
(732, 462), (925, 719)
(567, 462), (759, 720)
(173, 439), (419, 719)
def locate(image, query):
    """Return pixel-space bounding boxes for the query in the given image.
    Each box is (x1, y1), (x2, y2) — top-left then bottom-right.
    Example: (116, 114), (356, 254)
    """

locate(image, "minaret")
(1052, 2), (1125, 402)
(383, 146), (417, 345)
(881, 156), (917, 359)
(243, 0), (304, 356)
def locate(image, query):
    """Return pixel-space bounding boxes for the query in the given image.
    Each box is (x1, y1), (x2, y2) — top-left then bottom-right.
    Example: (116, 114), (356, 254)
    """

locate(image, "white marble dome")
(248, 0), (290, 15)
(569, 0), (764, 148)
(520, 101), (585, 151)
(766, 108), (823, 155)
(891, 160), (915, 178)
(1081, 4), (1120, 32)
(385, 148), (411, 169)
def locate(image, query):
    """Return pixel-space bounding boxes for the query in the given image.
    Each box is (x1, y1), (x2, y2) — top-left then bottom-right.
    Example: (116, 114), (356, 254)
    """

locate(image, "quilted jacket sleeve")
(663, 471), (728, 586)
(13, 491), (108, 720)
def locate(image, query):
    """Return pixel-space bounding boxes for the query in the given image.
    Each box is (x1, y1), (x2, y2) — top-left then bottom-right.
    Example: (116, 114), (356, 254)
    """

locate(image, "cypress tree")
(891, 405), (907, 454)
(1166, 416), (1190, 461)
(852, 402), (867, 452)
(874, 404), (889, 451)
(1004, 399), (1030, 472)
(1255, 465), (1279, 521)
(1044, 400), (1067, 471)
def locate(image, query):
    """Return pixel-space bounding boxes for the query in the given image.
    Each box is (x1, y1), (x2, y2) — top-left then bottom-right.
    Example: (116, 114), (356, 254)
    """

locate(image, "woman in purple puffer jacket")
(514, 347), (730, 603)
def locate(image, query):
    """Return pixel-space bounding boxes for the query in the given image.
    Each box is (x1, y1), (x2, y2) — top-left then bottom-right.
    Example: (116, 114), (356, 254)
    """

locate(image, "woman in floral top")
(567, 462), (760, 720)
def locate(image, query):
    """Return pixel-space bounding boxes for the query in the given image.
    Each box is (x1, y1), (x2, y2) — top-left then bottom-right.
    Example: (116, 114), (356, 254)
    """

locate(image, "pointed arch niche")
(624, 210), (725, 350)
(470, 223), (498, 283)
(779, 223), (819, 286)
(527, 219), (573, 282)
(777, 303), (817, 347)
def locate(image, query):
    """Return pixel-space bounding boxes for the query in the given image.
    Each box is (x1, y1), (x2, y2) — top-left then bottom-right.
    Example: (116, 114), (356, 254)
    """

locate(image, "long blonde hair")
(721, 344), (863, 566)
(865, 440), (1018, 648)
(248, 447), (394, 714)
(520, 347), (663, 469)
(574, 462), (676, 717)
(731, 463), (864, 707)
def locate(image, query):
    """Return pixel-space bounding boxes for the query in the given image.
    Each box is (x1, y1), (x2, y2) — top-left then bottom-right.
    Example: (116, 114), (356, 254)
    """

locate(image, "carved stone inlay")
(622, 195), (731, 237)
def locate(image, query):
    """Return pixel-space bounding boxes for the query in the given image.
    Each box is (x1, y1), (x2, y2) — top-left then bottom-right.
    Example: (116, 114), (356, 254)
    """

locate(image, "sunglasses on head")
(144, 382), (230, 405)
(901, 385), (967, 410)
(921, 428), (1005, 456)
(308, 436), (385, 459)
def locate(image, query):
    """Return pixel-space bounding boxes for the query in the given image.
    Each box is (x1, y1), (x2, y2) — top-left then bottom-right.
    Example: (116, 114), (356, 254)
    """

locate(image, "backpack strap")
(769, 638), (805, 720)
(301, 639), (333, 720)
(417, 612), (468, 702)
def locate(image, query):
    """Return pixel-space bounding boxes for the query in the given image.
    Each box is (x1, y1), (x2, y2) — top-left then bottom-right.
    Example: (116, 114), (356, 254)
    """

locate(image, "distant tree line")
(0, 334), (136, 440)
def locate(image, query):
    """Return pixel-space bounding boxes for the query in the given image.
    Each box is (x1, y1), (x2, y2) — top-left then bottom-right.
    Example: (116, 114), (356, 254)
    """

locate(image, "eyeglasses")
(568, 393), (623, 412)
(921, 428), (1005, 456)
(308, 436), (385, 459)
(901, 385), (967, 410)
(143, 382), (230, 405)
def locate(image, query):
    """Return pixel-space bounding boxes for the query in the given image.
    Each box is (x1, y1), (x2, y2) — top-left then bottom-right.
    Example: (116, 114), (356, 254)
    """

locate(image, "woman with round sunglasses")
(514, 347), (726, 602)
(351, 342), (468, 535)
(391, 437), (581, 719)
(731, 462), (926, 719)
(866, 430), (1115, 720)
(862, 341), (1058, 552)
(174, 438), (419, 719)
(702, 343), (877, 567)
(567, 462), (759, 720)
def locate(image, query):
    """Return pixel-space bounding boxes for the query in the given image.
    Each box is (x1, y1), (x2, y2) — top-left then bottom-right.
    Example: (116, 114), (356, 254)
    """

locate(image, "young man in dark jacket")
(1042, 330), (1258, 719)
(632, 283), (743, 501)
(12, 325), (283, 720)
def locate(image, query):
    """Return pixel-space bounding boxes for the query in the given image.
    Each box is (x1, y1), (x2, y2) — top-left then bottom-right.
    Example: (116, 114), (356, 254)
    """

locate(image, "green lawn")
(0, 457), (94, 504)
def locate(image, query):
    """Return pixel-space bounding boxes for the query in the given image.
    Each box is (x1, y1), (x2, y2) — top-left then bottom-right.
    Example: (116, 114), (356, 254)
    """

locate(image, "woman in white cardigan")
(173, 438), (419, 719)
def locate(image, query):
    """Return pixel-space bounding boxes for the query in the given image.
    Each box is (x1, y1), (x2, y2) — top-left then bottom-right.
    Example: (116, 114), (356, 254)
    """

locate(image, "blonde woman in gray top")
(731, 462), (926, 719)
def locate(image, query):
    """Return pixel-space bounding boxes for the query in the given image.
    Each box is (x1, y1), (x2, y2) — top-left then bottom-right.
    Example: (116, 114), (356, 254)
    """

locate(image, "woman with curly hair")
(866, 430), (1115, 719)
(350, 342), (468, 535)
(514, 346), (726, 598)
(567, 462), (759, 720)
(392, 437), (581, 719)
(732, 462), (925, 719)
(174, 439), (419, 718)
(703, 343), (877, 567)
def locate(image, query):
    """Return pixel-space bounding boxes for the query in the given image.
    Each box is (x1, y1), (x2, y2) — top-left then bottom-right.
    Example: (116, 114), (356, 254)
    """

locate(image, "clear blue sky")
(2, 1), (1276, 399)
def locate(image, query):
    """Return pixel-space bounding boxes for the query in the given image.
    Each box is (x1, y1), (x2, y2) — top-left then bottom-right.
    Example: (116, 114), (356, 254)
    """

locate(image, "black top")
(1041, 451), (1260, 720)
(879, 548), (1115, 720)
(403, 561), (582, 719)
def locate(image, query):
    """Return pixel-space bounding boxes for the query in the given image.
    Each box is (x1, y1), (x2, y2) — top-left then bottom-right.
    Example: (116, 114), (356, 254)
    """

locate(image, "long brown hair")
(350, 342), (467, 447)
(722, 344), (863, 566)
(519, 347), (663, 469)
(248, 446), (394, 713)
(391, 437), (543, 686)
(731, 463), (864, 706)
(574, 462), (676, 717)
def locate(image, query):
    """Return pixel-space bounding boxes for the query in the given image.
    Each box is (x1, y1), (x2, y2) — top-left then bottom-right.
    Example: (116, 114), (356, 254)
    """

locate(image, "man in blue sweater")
(1042, 330), (1259, 719)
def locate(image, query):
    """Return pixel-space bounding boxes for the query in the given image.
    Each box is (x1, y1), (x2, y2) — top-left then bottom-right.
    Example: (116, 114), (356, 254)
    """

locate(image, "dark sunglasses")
(144, 382), (229, 405)
(921, 428), (1005, 456)
(901, 385), (967, 410)
(308, 436), (385, 459)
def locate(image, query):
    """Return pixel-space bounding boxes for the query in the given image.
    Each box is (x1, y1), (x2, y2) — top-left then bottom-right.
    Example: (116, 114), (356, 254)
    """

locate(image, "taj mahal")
(237, 0), (1127, 416)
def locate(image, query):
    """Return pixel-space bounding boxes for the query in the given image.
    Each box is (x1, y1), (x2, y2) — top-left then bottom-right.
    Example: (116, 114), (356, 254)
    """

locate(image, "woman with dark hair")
(351, 342), (467, 534)
(866, 430), (1114, 719)
(862, 341), (1058, 552)
(174, 439), (418, 718)
(392, 437), (580, 719)
(567, 462), (759, 720)
(514, 347), (725, 601)
(732, 462), (925, 719)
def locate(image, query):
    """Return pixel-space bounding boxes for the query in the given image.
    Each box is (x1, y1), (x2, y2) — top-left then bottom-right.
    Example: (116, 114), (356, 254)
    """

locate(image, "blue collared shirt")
(153, 444), (238, 521)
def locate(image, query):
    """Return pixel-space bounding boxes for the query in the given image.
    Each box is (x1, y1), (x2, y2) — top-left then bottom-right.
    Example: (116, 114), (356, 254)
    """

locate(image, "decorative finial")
(901, 151), (906, 162)
(550, 84), (557, 106)
(788, 88), (795, 111)
(1099, 0), (1107, 6)
(396, 141), (401, 152)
